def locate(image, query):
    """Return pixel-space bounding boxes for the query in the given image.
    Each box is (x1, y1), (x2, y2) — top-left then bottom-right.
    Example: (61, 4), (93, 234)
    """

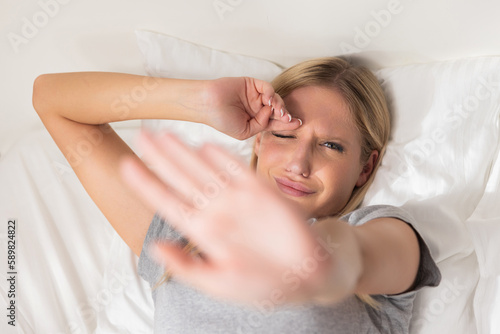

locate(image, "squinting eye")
(272, 132), (294, 139)
(323, 142), (344, 153)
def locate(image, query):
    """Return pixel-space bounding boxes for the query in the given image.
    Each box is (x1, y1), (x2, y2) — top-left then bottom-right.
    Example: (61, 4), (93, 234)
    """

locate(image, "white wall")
(2, 0), (500, 157)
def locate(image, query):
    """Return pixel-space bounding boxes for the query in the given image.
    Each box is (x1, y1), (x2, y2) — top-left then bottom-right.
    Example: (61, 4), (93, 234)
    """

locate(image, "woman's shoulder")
(342, 204), (442, 292)
(340, 204), (415, 227)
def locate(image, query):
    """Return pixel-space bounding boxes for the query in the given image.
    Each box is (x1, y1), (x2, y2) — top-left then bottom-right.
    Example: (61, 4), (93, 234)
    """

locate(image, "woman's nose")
(285, 144), (312, 177)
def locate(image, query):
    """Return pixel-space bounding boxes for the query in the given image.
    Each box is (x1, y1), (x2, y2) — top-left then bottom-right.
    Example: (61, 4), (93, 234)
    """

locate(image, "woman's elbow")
(32, 74), (53, 116)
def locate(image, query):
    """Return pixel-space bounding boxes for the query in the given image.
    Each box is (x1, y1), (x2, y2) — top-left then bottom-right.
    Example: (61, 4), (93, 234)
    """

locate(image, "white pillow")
(368, 57), (500, 334)
(135, 29), (284, 164)
(134, 29), (500, 334)
(135, 30), (284, 81)
(369, 57), (500, 258)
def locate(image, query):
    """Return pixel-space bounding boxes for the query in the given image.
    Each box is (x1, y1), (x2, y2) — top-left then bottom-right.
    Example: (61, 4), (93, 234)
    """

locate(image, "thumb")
(244, 105), (273, 137)
(265, 117), (302, 132)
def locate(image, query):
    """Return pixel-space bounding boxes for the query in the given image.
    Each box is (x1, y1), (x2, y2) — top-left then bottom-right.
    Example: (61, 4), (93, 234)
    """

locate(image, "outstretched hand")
(202, 77), (302, 140)
(120, 131), (332, 304)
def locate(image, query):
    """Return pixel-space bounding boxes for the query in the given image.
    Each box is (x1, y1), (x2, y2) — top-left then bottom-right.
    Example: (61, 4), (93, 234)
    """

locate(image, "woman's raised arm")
(31, 72), (196, 257)
(33, 73), (300, 137)
(32, 73), (300, 256)
(32, 73), (212, 125)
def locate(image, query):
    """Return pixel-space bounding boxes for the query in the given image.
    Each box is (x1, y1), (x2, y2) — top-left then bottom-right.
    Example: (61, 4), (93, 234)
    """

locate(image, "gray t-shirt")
(138, 205), (441, 333)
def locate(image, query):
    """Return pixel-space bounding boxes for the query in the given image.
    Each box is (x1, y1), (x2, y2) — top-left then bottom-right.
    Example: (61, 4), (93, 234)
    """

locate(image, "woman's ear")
(254, 132), (262, 156)
(356, 150), (379, 187)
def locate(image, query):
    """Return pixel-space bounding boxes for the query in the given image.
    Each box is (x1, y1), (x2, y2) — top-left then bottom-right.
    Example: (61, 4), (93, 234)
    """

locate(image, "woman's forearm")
(32, 72), (210, 125)
(311, 217), (363, 304)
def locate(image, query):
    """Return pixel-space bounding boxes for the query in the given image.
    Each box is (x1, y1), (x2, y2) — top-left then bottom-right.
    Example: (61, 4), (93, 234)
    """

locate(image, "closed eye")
(272, 132), (294, 139)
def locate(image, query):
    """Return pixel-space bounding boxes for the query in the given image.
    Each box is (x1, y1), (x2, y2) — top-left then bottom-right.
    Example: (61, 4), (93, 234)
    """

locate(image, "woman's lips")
(274, 177), (315, 197)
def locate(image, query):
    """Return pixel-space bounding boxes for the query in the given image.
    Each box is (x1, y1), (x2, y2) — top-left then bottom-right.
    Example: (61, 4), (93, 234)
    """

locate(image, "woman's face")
(254, 85), (377, 218)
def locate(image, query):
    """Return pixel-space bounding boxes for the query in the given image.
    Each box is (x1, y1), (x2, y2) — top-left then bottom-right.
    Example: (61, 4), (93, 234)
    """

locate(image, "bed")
(1, 1), (500, 333)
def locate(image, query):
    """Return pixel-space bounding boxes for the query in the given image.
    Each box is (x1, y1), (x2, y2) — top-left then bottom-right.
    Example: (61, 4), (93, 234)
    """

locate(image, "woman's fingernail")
(268, 98), (272, 106)
(298, 118), (303, 126)
(287, 114), (292, 122)
(280, 108), (284, 117)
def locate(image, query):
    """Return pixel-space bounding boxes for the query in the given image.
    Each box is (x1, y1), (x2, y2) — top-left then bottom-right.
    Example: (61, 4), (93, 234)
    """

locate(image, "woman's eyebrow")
(313, 128), (351, 143)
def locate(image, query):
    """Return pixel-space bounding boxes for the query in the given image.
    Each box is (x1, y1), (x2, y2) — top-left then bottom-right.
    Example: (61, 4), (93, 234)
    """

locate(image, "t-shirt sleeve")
(340, 205), (441, 292)
(137, 212), (187, 288)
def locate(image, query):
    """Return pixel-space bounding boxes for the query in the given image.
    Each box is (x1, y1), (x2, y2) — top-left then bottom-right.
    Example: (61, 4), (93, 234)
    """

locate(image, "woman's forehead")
(284, 86), (357, 134)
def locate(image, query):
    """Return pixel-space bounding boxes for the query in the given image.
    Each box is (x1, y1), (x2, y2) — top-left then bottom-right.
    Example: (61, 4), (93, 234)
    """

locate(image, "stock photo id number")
(5, 219), (17, 328)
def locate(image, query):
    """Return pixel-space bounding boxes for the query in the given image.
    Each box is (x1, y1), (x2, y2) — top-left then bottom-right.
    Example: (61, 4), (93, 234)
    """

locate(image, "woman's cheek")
(261, 141), (287, 162)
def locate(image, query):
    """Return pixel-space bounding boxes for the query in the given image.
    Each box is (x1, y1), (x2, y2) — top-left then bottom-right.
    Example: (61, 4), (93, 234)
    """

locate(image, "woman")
(32, 57), (440, 333)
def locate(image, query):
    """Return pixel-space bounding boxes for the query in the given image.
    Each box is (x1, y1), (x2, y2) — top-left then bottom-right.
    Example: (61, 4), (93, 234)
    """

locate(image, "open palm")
(120, 131), (329, 303)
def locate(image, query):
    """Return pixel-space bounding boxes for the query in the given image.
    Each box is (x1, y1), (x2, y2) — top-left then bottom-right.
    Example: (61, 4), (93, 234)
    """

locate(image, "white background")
(2, 0), (500, 156)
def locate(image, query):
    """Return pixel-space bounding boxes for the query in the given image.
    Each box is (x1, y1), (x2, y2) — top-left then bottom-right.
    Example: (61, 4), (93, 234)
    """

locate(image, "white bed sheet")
(0, 127), (153, 333)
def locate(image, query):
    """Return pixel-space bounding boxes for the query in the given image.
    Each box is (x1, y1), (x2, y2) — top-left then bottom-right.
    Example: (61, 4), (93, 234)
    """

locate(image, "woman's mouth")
(274, 177), (316, 197)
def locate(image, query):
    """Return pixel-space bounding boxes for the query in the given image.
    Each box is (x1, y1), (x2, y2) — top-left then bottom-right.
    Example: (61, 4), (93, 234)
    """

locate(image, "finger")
(151, 242), (228, 295)
(119, 155), (199, 232)
(150, 241), (204, 273)
(267, 92), (291, 122)
(138, 132), (218, 206)
(247, 106), (303, 137)
(274, 106), (294, 123)
(245, 105), (273, 137)
(197, 141), (249, 185)
(149, 241), (233, 294)
(252, 78), (276, 108)
(154, 132), (216, 187)
(195, 144), (275, 252)
(265, 117), (303, 132)
(152, 242), (265, 302)
(138, 132), (198, 196)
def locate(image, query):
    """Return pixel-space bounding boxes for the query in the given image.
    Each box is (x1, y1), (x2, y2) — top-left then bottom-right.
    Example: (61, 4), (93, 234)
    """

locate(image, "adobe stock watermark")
(110, 76), (161, 121)
(174, 158), (243, 223)
(43, 268), (135, 334)
(237, 234), (341, 333)
(412, 277), (468, 331)
(339, 0), (403, 54)
(39, 159), (75, 199)
(7, 0), (72, 54)
(76, 268), (135, 330)
(64, 77), (161, 168)
(213, 0), (244, 21)
(389, 73), (499, 180)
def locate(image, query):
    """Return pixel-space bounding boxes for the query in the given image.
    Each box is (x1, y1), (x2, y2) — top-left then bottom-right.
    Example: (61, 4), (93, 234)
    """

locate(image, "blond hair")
(156, 57), (391, 307)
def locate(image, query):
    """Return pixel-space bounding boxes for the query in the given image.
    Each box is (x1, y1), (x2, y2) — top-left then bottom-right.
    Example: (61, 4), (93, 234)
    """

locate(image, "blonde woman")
(33, 57), (440, 333)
